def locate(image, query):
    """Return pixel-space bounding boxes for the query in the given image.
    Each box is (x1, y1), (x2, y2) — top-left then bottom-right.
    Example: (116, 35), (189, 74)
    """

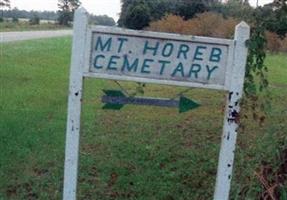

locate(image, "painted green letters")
(95, 36), (112, 52)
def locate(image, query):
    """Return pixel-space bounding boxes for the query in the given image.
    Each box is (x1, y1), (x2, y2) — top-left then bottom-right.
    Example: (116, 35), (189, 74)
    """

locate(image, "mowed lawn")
(0, 37), (286, 200)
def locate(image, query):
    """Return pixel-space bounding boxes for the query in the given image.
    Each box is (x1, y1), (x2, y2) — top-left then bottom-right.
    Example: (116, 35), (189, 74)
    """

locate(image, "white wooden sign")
(83, 26), (235, 91)
(63, 7), (250, 200)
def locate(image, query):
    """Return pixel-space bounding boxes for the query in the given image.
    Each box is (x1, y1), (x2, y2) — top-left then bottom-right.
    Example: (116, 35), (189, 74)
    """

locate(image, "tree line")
(2, 9), (58, 21)
(1, 0), (286, 36)
(118, 0), (287, 38)
(0, 0), (115, 26)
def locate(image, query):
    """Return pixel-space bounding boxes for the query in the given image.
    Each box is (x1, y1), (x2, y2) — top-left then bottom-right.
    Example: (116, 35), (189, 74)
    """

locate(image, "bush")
(29, 15), (40, 25)
(148, 12), (287, 52)
(147, 15), (188, 34)
(124, 3), (151, 30)
(186, 12), (238, 38)
(265, 32), (287, 53)
(281, 36), (287, 52)
(266, 31), (282, 53)
(148, 12), (239, 39)
(12, 17), (18, 23)
(58, 11), (73, 26)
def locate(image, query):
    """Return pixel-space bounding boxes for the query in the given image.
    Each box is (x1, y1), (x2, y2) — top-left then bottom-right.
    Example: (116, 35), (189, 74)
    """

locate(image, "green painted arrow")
(102, 103), (124, 110)
(102, 90), (200, 112)
(102, 90), (125, 110)
(179, 96), (200, 113)
(103, 90), (125, 97)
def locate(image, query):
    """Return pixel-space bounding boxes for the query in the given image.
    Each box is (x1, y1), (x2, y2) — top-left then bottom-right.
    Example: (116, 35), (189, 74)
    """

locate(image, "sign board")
(63, 7), (250, 200)
(83, 26), (234, 91)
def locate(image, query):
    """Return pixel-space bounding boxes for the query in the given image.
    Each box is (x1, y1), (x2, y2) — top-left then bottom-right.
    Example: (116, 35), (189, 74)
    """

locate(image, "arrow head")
(102, 90), (126, 110)
(103, 90), (126, 97)
(179, 96), (200, 113)
(102, 103), (124, 110)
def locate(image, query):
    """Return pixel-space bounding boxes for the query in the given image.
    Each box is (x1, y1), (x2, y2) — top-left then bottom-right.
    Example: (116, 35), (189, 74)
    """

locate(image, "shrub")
(148, 12), (287, 52)
(213, 18), (238, 39)
(189, 12), (238, 38)
(265, 31), (282, 53)
(12, 17), (18, 23)
(147, 12), (239, 39)
(147, 15), (188, 34)
(186, 12), (225, 36)
(281, 36), (287, 52)
(124, 3), (151, 30)
(265, 32), (287, 53)
(29, 15), (40, 25)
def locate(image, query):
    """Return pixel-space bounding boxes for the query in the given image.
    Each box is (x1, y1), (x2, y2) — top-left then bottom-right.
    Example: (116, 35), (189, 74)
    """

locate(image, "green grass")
(0, 21), (69, 32)
(0, 37), (286, 199)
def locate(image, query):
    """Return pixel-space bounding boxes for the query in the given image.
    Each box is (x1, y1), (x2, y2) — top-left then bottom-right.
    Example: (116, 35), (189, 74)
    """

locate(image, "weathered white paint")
(84, 26), (234, 90)
(63, 7), (88, 200)
(213, 22), (250, 200)
(64, 7), (250, 200)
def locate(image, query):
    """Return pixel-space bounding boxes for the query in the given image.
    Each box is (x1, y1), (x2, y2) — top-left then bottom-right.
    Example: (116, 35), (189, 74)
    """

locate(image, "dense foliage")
(29, 15), (40, 25)
(90, 15), (116, 26)
(148, 12), (238, 38)
(211, 0), (254, 22)
(2, 8), (59, 21)
(118, 0), (217, 29)
(265, 0), (287, 38)
(57, 0), (81, 26)
(119, 0), (287, 39)
(118, 0), (259, 29)
(0, 0), (10, 8)
(119, 2), (152, 29)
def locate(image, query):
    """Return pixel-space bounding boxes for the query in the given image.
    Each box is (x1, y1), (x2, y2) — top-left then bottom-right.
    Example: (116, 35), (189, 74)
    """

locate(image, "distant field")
(4, 18), (57, 24)
(0, 37), (286, 199)
(0, 21), (68, 32)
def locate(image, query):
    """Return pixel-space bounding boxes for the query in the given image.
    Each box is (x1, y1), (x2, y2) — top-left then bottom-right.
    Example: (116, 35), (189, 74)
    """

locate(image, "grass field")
(0, 21), (69, 32)
(0, 37), (286, 199)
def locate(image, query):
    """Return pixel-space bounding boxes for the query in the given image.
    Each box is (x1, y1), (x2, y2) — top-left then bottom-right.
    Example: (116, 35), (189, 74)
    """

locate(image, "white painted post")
(63, 7), (88, 200)
(213, 22), (250, 200)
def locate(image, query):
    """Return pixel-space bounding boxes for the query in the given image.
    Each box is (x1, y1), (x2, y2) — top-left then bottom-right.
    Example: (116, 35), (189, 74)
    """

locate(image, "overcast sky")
(11, 0), (273, 21)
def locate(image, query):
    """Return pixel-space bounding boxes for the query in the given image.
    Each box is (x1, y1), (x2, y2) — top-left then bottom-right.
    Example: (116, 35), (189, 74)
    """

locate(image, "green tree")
(118, 0), (211, 29)
(176, 0), (208, 20)
(266, 0), (287, 37)
(210, 0), (254, 22)
(0, 0), (10, 8)
(118, 0), (150, 28)
(57, 0), (81, 26)
(124, 3), (151, 29)
(90, 15), (116, 26)
(29, 15), (40, 25)
(12, 16), (18, 23)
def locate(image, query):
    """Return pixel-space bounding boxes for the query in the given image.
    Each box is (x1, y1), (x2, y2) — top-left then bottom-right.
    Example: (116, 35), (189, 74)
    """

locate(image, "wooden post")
(213, 22), (250, 200)
(63, 7), (88, 200)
